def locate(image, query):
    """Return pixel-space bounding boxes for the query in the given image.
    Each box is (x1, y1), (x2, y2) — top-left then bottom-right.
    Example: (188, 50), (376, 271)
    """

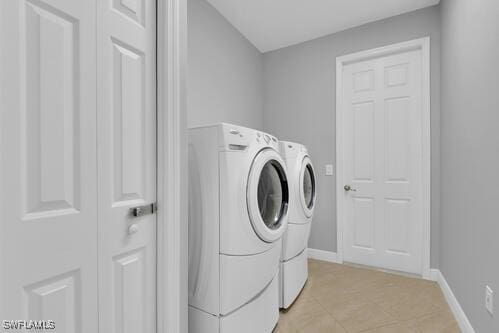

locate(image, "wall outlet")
(325, 164), (334, 176)
(485, 285), (494, 315)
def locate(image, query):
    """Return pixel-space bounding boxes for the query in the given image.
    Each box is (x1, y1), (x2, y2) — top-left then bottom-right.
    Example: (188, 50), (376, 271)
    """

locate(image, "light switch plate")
(325, 164), (333, 176)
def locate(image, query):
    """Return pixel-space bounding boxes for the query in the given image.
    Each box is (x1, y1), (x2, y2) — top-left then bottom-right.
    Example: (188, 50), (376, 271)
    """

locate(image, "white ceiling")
(206, 0), (440, 52)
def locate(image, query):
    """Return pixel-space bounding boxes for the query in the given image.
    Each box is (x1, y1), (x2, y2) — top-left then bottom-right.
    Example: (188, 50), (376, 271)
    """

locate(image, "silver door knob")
(344, 185), (357, 192)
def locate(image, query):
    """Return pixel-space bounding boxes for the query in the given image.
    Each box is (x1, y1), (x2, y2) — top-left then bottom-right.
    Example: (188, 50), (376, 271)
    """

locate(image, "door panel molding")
(336, 37), (431, 278)
(0, 0), (98, 329)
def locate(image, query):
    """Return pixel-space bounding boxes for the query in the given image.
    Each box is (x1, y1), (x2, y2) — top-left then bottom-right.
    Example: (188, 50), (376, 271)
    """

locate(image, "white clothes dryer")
(188, 123), (289, 333)
(278, 141), (317, 309)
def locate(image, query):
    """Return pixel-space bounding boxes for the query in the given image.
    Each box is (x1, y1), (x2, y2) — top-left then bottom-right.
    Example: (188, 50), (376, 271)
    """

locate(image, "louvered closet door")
(0, 0), (99, 331)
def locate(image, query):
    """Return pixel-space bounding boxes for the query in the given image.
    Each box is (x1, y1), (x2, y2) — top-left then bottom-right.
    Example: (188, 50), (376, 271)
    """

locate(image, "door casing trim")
(156, 0), (188, 332)
(335, 37), (431, 279)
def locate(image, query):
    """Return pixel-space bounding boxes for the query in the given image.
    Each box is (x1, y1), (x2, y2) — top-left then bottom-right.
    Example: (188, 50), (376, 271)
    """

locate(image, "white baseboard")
(430, 269), (475, 333)
(307, 248), (339, 263)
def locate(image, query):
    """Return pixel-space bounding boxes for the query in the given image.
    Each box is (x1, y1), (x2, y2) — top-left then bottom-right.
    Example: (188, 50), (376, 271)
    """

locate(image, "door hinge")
(129, 203), (157, 217)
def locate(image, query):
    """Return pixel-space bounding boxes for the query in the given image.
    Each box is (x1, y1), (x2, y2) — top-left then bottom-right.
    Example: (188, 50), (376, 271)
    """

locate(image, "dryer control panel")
(279, 140), (309, 160)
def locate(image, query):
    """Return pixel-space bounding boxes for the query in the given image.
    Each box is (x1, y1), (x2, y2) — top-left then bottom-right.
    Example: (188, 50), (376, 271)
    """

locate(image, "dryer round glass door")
(258, 160), (286, 229)
(300, 156), (316, 217)
(247, 149), (289, 242)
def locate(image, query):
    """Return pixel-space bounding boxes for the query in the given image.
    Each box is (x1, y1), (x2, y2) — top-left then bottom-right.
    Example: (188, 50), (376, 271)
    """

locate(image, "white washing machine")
(278, 141), (317, 309)
(188, 123), (289, 333)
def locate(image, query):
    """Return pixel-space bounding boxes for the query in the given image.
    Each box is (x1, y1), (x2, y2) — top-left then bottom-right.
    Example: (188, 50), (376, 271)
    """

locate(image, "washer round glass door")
(299, 156), (316, 217)
(247, 149), (289, 242)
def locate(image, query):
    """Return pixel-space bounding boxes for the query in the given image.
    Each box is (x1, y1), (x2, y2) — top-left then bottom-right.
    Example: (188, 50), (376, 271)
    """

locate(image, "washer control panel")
(221, 124), (278, 150)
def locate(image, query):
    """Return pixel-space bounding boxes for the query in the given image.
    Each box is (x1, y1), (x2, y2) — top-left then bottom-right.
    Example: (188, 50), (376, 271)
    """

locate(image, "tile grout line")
(311, 290), (349, 332)
(310, 275), (399, 333)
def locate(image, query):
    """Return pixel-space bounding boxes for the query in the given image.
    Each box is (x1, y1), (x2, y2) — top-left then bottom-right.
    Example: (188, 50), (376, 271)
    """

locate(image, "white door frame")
(157, 0), (188, 332)
(335, 37), (431, 279)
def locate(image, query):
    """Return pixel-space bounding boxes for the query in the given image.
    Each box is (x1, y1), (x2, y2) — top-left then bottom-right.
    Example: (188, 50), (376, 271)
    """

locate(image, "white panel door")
(342, 50), (423, 274)
(1, 0), (157, 330)
(97, 0), (157, 332)
(0, 0), (98, 331)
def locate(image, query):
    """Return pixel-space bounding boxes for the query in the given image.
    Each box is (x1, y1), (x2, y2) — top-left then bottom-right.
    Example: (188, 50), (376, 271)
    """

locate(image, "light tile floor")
(275, 259), (460, 333)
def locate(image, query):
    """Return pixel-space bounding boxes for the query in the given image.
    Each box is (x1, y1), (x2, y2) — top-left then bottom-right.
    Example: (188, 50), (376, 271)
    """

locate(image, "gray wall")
(263, 6), (441, 267)
(440, 0), (499, 331)
(187, 0), (264, 129)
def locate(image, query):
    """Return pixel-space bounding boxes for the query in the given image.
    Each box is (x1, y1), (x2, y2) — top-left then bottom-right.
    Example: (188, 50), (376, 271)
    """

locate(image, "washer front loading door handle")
(344, 185), (357, 192)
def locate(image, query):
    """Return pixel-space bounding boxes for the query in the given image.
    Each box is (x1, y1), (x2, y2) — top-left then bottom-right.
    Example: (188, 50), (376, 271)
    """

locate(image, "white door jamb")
(156, 0), (188, 332)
